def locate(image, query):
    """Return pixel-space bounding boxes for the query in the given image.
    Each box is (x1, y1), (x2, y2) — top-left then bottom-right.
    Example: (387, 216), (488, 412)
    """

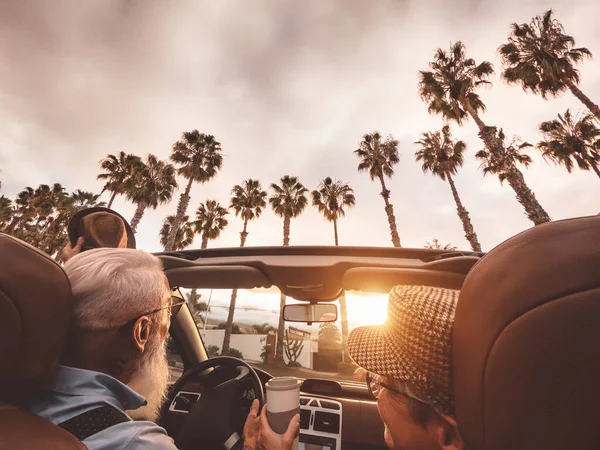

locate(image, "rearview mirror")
(283, 303), (338, 324)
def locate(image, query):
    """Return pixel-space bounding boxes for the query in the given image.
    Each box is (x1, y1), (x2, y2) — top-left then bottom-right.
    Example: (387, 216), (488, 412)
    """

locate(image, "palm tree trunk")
(165, 178), (194, 251)
(240, 219), (249, 247)
(107, 191), (117, 209)
(339, 293), (350, 362)
(275, 292), (286, 365)
(378, 176), (401, 247)
(221, 289), (238, 355)
(129, 202), (146, 233)
(201, 235), (209, 249)
(564, 78), (600, 121)
(333, 228), (349, 362)
(504, 166), (551, 225)
(446, 174), (482, 252)
(462, 99), (551, 225)
(283, 216), (291, 246)
(275, 216), (291, 364)
(333, 218), (339, 246)
(591, 163), (600, 179)
(40, 217), (63, 255)
(222, 219), (249, 354)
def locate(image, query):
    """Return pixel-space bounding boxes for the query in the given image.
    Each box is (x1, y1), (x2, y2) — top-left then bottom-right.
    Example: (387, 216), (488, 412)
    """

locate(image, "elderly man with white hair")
(27, 248), (273, 450)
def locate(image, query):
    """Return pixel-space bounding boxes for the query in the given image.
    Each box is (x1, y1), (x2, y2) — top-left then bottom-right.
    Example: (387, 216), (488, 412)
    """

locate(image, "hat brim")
(347, 324), (408, 379)
(67, 207), (136, 249)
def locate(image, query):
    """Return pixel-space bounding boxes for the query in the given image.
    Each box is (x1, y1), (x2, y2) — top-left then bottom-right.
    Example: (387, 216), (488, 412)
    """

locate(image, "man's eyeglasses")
(118, 296), (185, 331)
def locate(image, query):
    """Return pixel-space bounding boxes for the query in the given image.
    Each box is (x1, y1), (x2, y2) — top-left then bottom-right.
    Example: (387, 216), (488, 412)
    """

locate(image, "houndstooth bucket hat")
(347, 285), (459, 417)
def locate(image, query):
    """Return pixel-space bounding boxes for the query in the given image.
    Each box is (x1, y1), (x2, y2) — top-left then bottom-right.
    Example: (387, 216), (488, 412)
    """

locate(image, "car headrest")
(0, 233), (73, 400)
(453, 216), (600, 450)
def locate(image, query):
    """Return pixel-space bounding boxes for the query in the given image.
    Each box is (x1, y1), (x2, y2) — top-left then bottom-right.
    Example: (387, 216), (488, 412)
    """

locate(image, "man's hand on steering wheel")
(242, 400), (261, 450)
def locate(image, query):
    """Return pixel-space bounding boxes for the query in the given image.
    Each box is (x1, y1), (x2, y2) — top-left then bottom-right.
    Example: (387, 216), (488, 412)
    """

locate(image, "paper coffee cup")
(266, 377), (302, 450)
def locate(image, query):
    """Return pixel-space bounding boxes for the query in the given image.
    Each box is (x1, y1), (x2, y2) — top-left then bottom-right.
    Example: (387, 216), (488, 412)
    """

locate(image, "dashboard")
(163, 368), (387, 450)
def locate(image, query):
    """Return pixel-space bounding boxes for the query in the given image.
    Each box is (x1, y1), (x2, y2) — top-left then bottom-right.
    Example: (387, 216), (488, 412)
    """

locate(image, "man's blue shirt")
(29, 365), (177, 449)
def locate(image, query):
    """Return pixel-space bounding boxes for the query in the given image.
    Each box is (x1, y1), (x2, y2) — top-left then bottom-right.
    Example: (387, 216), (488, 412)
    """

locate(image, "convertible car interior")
(0, 214), (598, 450)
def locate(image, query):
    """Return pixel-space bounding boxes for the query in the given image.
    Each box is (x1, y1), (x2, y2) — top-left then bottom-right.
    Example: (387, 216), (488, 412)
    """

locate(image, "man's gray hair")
(64, 248), (169, 330)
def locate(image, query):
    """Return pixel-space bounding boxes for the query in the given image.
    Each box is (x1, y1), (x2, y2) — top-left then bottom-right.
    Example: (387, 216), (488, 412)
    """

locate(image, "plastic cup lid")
(265, 377), (302, 391)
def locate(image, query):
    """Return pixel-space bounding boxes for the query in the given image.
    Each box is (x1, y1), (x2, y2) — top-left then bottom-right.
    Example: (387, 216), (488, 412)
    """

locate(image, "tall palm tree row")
(222, 179), (267, 354)
(499, 10), (600, 120)
(537, 109), (600, 179)
(419, 41), (551, 225)
(166, 131), (223, 251)
(2, 184), (104, 256)
(269, 175), (309, 364)
(97, 151), (143, 209)
(415, 125), (482, 251)
(354, 132), (402, 247)
(193, 200), (229, 249)
(312, 177), (356, 361)
(126, 154), (178, 232)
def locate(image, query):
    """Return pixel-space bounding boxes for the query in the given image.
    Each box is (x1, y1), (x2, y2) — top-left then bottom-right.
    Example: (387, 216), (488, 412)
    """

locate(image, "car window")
(182, 287), (388, 385)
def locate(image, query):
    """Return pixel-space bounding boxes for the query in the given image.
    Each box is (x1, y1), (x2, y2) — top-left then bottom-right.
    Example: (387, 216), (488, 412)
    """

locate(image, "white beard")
(126, 338), (170, 422)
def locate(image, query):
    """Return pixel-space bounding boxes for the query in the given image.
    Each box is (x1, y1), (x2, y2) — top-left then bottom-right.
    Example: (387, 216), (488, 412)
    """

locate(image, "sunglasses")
(366, 372), (443, 417)
(118, 296), (185, 331)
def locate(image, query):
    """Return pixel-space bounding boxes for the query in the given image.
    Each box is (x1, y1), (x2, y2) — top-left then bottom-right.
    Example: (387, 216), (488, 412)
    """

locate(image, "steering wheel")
(160, 356), (265, 450)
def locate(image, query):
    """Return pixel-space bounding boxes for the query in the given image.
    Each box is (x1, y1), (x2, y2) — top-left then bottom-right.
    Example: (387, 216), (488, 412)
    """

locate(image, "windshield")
(178, 287), (388, 384)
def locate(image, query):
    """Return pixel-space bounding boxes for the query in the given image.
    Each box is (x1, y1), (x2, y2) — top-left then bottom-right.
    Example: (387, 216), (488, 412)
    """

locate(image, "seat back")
(453, 216), (600, 450)
(0, 233), (85, 450)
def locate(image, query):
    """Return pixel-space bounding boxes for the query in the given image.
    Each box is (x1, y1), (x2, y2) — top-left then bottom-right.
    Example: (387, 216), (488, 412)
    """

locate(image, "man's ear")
(434, 415), (465, 450)
(132, 316), (152, 353)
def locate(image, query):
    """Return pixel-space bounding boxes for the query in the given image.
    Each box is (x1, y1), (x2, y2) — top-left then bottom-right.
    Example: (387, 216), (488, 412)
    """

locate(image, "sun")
(344, 291), (389, 328)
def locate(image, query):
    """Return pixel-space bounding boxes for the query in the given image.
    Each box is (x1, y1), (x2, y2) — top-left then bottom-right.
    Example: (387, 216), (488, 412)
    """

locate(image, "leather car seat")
(0, 233), (86, 449)
(453, 215), (600, 450)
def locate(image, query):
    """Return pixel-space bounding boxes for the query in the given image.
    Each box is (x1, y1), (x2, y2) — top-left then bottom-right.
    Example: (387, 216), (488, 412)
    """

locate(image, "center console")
(299, 396), (342, 450)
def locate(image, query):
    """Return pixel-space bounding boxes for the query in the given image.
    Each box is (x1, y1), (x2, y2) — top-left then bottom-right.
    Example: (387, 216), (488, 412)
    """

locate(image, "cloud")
(0, 0), (598, 259)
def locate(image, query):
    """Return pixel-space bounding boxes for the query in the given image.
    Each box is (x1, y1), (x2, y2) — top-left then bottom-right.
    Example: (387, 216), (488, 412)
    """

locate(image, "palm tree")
(159, 215), (194, 250)
(97, 152), (143, 209)
(425, 239), (458, 251)
(5, 186), (35, 238)
(537, 109), (600, 179)
(69, 190), (104, 209)
(269, 175), (308, 364)
(0, 196), (12, 232)
(419, 41), (550, 225)
(193, 200), (229, 249)
(166, 131), (223, 251)
(125, 155), (178, 232)
(312, 177), (356, 361)
(311, 178), (356, 246)
(189, 199), (229, 319)
(222, 179), (267, 354)
(354, 132), (402, 247)
(415, 125), (482, 251)
(499, 10), (600, 120)
(475, 131), (549, 224)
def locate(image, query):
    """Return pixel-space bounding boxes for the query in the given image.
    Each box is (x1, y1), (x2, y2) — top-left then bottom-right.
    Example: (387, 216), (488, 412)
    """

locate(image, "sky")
(1, 2), (599, 257)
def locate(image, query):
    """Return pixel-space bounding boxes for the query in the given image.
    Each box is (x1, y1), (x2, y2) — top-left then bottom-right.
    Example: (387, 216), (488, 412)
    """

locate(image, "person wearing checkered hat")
(347, 285), (466, 450)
